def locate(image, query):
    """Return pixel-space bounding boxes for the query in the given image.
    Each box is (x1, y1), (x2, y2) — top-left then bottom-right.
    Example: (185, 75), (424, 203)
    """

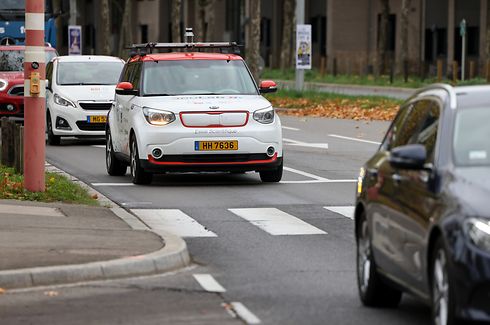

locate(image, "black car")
(354, 84), (490, 325)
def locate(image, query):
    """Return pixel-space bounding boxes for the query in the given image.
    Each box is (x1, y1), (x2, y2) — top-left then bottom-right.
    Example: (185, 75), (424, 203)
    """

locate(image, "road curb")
(0, 163), (191, 290)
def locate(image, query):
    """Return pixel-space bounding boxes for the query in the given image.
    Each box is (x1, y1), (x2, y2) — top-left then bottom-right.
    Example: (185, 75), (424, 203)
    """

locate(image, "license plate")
(195, 140), (238, 151)
(87, 115), (107, 123)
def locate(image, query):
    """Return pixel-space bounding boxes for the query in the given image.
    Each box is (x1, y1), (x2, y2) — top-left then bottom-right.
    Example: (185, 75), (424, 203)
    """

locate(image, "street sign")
(68, 25), (82, 55)
(296, 24), (312, 70)
(460, 19), (466, 37)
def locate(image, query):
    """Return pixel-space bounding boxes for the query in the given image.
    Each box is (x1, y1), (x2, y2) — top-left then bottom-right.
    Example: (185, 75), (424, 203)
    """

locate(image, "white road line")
(0, 204), (64, 217)
(229, 208), (327, 236)
(131, 209), (217, 238)
(193, 274), (226, 293)
(231, 302), (261, 324)
(324, 206), (355, 219)
(282, 126), (300, 131)
(281, 179), (357, 184)
(92, 183), (135, 186)
(91, 145), (106, 148)
(328, 134), (381, 145)
(283, 166), (329, 181)
(283, 138), (329, 150)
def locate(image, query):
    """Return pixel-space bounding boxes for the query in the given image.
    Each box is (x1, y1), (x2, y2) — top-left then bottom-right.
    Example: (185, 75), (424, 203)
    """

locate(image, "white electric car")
(46, 55), (124, 145)
(106, 42), (283, 184)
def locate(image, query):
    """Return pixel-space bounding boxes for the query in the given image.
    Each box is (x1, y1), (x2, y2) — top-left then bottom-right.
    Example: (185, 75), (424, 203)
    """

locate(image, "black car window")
(413, 101), (440, 163)
(120, 63), (135, 83)
(46, 61), (53, 86)
(130, 63), (142, 91)
(380, 104), (411, 151)
(392, 100), (434, 149)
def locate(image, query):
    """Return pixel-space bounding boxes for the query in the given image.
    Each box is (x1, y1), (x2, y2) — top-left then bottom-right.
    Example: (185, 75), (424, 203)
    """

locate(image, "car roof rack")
(128, 42), (242, 57)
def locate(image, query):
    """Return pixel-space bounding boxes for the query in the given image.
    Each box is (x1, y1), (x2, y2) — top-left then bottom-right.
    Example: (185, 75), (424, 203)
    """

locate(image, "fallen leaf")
(91, 193), (98, 199)
(0, 288), (5, 294)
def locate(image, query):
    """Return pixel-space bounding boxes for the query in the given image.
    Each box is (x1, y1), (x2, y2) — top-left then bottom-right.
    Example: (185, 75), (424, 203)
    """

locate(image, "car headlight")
(54, 94), (76, 107)
(465, 218), (490, 252)
(357, 167), (365, 194)
(0, 79), (8, 92)
(142, 107), (175, 126)
(253, 106), (274, 124)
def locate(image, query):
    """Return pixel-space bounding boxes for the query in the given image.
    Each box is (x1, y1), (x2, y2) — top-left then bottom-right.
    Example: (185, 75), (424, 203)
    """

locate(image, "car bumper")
(50, 103), (108, 137)
(0, 93), (23, 117)
(451, 240), (490, 321)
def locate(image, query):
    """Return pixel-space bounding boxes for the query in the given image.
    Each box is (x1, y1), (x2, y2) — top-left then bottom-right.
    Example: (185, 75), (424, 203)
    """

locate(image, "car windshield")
(0, 50), (57, 71)
(453, 107), (490, 166)
(142, 60), (257, 96)
(57, 61), (123, 85)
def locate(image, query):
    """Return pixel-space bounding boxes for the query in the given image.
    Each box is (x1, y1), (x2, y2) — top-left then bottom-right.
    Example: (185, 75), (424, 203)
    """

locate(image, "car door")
(393, 98), (442, 292)
(120, 62), (142, 156)
(369, 104), (414, 277)
(113, 63), (135, 155)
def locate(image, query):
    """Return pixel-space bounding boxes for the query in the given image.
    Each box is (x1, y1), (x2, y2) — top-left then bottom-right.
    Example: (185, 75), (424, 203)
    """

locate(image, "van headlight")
(253, 106), (274, 124)
(0, 79), (8, 92)
(54, 93), (76, 107)
(465, 218), (490, 252)
(143, 107), (175, 126)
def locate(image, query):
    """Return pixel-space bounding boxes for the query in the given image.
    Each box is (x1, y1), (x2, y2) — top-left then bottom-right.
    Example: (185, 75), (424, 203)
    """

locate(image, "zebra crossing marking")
(324, 206), (355, 219)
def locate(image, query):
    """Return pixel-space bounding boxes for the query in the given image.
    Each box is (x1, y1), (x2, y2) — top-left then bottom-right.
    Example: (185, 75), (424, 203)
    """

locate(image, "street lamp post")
(24, 0), (46, 192)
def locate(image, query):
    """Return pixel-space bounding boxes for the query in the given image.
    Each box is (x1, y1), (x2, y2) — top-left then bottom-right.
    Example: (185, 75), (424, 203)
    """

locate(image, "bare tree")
(400, 0), (411, 81)
(247, 0), (261, 83)
(377, 0), (390, 76)
(280, 0), (295, 70)
(118, 0), (133, 57)
(100, 0), (111, 55)
(194, 0), (216, 42)
(172, 0), (181, 42)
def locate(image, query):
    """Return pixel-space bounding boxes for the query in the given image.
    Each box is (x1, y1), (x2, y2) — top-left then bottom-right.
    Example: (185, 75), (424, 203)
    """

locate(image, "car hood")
(449, 167), (490, 217)
(0, 71), (24, 82)
(57, 85), (116, 102)
(135, 95), (272, 112)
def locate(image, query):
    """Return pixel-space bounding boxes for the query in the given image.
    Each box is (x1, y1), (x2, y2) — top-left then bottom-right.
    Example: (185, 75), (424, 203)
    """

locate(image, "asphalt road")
(0, 116), (433, 325)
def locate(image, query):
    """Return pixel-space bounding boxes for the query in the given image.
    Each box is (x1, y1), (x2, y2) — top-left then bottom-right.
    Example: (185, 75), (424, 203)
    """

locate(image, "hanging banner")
(68, 25), (82, 55)
(296, 24), (312, 70)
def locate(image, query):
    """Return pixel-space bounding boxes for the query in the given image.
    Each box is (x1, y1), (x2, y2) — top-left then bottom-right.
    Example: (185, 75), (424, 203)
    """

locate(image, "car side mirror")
(259, 80), (277, 94)
(115, 82), (138, 95)
(389, 144), (427, 170)
(45, 80), (49, 89)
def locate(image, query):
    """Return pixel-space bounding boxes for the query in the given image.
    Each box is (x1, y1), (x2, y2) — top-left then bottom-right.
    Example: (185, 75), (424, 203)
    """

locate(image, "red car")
(0, 45), (57, 117)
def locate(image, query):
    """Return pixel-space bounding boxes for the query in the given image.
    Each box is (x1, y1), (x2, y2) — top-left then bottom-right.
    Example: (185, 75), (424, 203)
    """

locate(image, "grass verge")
(265, 89), (401, 121)
(262, 68), (488, 89)
(0, 165), (99, 205)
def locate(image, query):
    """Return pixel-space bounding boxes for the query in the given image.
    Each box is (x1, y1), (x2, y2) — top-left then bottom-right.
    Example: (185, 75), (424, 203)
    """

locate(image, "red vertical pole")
(24, 0), (46, 192)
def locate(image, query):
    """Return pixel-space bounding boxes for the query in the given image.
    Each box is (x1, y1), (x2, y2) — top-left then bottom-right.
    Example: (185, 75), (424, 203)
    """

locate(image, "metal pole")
(295, 0), (305, 91)
(24, 0), (46, 192)
(462, 33), (466, 81)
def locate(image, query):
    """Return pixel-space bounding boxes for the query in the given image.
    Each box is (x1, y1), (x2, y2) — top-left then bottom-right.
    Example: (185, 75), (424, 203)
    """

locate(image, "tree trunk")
(400, 0), (411, 80)
(206, 0), (216, 41)
(247, 0), (261, 83)
(377, 0), (390, 76)
(280, 0), (295, 71)
(486, 0), (490, 80)
(118, 0), (133, 57)
(100, 0), (111, 55)
(172, 0), (182, 42)
(51, 0), (63, 50)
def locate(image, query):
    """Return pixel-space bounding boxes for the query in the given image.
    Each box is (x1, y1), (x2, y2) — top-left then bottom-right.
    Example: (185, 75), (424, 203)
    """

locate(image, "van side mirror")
(115, 82), (138, 95)
(259, 80), (277, 94)
(389, 144), (427, 170)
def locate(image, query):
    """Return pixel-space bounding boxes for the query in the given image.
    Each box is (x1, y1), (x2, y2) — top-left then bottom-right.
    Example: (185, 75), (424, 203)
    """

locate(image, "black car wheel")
(130, 136), (152, 185)
(106, 130), (127, 176)
(431, 237), (457, 325)
(259, 160), (283, 183)
(356, 212), (402, 307)
(46, 112), (61, 146)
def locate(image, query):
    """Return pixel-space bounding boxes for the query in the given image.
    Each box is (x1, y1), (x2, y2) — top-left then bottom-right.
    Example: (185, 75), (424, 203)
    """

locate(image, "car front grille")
(79, 102), (113, 110)
(153, 153), (270, 163)
(7, 85), (24, 96)
(76, 121), (106, 131)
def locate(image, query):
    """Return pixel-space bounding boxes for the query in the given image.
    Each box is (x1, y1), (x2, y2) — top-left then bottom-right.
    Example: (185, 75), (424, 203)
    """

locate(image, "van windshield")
(142, 60), (257, 96)
(57, 61), (123, 85)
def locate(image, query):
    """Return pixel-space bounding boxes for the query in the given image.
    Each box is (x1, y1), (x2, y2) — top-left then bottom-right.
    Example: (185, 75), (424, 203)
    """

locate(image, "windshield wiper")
(143, 93), (175, 97)
(61, 82), (113, 86)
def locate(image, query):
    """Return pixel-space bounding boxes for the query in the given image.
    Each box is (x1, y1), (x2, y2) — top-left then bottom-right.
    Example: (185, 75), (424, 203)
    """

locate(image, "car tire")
(46, 112), (61, 146)
(106, 129), (127, 176)
(431, 237), (458, 325)
(130, 136), (152, 185)
(356, 212), (402, 308)
(259, 160), (283, 183)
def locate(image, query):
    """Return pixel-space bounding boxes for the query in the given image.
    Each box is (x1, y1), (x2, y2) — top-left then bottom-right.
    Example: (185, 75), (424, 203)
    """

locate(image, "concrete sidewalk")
(0, 200), (190, 289)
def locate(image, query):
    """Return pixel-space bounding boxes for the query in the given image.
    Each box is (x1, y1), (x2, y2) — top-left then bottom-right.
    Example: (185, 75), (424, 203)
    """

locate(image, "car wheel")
(259, 160), (283, 183)
(431, 237), (458, 325)
(356, 212), (402, 307)
(106, 129), (127, 176)
(130, 136), (152, 185)
(46, 112), (61, 146)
